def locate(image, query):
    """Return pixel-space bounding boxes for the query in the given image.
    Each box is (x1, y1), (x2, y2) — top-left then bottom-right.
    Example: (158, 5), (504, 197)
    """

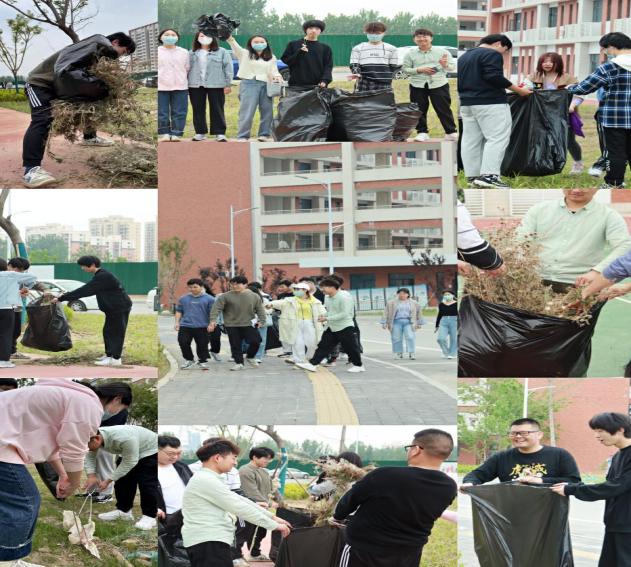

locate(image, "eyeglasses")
(508, 431), (539, 438)
(404, 444), (423, 452)
(160, 449), (182, 457)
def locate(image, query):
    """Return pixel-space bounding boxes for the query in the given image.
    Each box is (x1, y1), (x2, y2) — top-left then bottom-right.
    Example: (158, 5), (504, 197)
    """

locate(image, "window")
(511, 56), (519, 74)
(388, 273), (415, 287)
(350, 274), (376, 289)
(514, 13), (522, 31)
(589, 53), (601, 71)
(593, 0), (603, 21)
(298, 198), (314, 211)
(548, 6), (558, 27)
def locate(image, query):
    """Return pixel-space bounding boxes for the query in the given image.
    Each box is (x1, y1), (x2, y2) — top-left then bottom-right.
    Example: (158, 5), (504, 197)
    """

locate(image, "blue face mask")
(367, 33), (384, 42)
(162, 35), (178, 45)
(252, 42), (267, 52)
(443, 294), (454, 302)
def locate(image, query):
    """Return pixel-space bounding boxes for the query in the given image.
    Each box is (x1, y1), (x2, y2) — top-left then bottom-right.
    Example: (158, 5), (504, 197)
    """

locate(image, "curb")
(157, 346), (178, 389)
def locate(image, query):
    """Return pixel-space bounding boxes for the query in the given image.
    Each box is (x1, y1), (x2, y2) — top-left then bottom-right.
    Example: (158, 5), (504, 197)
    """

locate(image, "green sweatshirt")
(210, 290), (267, 327)
(239, 461), (274, 503)
(324, 290), (356, 332)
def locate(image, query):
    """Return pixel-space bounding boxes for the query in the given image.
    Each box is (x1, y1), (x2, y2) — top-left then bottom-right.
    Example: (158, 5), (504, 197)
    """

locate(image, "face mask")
(443, 294), (454, 302)
(252, 42), (267, 52)
(162, 35), (178, 45)
(102, 408), (116, 420)
(293, 290), (306, 298)
(198, 37), (213, 46)
(367, 33), (384, 42)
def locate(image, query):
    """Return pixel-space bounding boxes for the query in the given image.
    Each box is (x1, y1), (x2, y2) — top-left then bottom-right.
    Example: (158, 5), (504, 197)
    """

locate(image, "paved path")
(0, 364), (157, 378)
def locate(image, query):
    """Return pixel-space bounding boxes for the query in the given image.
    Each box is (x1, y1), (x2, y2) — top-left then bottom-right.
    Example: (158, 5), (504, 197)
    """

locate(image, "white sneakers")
(80, 135), (114, 147)
(230, 363), (245, 371)
(444, 132), (459, 141)
(98, 509), (133, 522)
(0, 361), (16, 368)
(245, 358), (260, 368)
(347, 365), (366, 373)
(180, 360), (197, 370)
(134, 515), (157, 530)
(23, 166), (56, 188)
(94, 357), (122, 367)
(3, 560), (45, 567)
(192, 134), (206, 141)
(414, 133), (430, 142)
(295, 362), (318, 372)
(158, 134), (171, 142)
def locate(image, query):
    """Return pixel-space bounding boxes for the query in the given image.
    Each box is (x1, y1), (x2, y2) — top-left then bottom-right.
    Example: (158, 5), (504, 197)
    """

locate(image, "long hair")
(192, 31), (219, 52)
(246, 35), (273, 61)
(536, 52), (564, 75)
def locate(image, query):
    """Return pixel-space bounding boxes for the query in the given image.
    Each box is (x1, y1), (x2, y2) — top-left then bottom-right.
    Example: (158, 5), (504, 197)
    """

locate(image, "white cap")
(291, 282), (311, 291)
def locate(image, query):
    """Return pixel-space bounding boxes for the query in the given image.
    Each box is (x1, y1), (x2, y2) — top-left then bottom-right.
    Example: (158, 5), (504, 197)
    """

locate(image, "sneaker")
(321, 360), (336, 367)
(109, 357), (122, 367)
(230, 363), (245, 371)
(134, 515), (157, 530)
(158, 134), (171, 142)
(80, 135), (114, 147)
(23, 166), (56, 188)
(10, 352), (29, 360)
(98, 509), (133, 522)
(0, 361), (16, 368)
(394, 353), (403, 359)
(409, 353), (416, 360)
(447, 355), (455, 359)
(600, 182), (625, 189)
(180, 360), (197, 370)
(93, 494), (113, 504)
(94, 357), (122, 367)
(198, 361), (209, 369)
(466, 177), (479, 188)
(295, 362), (318, 372)
(277, 352), (293, 358)
(257, 136), (273, 142)
(284, 358), (296, 365)
(588, 166), (604, 177)
(170, 135), (182, 142)
(216, 135), (228, 142)
(249, 554), (271, 562)
(473, 174), (510, 189)
(444, 132), (459, 141)
(570, 161), (584, 174)
(233, 559), (250, 567)
(245, 358), (260, 368)
(236, 138), (249, 142)
(95, 354), (109, 362)
(414, 133), (430, 142)
(347, 365), (366, 373)
(210, 352), (223, 362)
(9, 560), (46, 567)
(192, 134), (206, 141)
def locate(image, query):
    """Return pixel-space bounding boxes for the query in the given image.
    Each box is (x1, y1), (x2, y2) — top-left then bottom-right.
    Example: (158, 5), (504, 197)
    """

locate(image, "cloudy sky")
(265, 0), (456, 18)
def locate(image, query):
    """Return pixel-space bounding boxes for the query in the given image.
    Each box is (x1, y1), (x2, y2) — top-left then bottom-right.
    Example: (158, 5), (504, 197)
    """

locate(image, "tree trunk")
(0, 189), (25, 256)
(12, 73), (18, 94)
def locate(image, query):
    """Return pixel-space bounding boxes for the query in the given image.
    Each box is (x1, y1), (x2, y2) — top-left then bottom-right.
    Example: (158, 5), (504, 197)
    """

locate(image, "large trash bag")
(158, 533), (190, 567)
(501, 90), (571, 177)
(458, 295), (604, 378)
(393, 103), (421, 141)
(270, 507), (317, 560)
(275, 526), (344, 567)
(465, 483), (574, 567)
(326, 88), (396, 141)
(22, 297), (73, 352)
(194, 13), (240, 39)
(273, 88), (332, 141)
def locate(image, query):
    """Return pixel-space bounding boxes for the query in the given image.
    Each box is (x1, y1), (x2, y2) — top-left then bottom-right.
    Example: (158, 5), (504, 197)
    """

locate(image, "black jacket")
(281, 39), (333, 86)
(58, 268), (132, 313)
(157, 461), (194, 516)
(457, 47), (513, 106)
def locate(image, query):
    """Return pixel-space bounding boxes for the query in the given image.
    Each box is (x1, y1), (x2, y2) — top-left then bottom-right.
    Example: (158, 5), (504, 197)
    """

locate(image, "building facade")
(89, 215), (142, 261)
(129, 21), (159, 73)
(458, 0), (490, 50)
(144, 221), (158, 262)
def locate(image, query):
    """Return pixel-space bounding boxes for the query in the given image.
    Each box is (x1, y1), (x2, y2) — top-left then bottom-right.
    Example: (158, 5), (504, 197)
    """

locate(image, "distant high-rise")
(129, 21), (159, 73)
(144, 221), (158, 262)
(90, 216), (142, 261)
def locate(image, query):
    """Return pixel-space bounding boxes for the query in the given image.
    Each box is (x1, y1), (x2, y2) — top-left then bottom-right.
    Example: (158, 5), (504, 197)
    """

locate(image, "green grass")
(421, 503), (457, 567)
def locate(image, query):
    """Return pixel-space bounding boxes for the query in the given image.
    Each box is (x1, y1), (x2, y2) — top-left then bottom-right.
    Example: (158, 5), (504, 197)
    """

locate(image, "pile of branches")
(87, 145), (157, 187)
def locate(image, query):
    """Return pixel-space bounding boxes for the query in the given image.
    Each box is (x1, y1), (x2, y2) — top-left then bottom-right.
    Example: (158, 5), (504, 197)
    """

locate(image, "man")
(402, 28), (457, 142)
(181, 438), (291, 567)
(458, 34), (531, 188)
(0, 378), (18, 391)
(568, 33), (631, 188)
(281, 20), (333, 89)
(199, 274), (223, 362)
(209, 276), (267, 371)
(175, 278), (215, 370)
(22, 32), (136, 188)
(295, 277), (365, 373)
(457, 202), (506, 276)
(332, 429), (457, 567)
(552, 413), (631, 567)
(462, 418), (581, 486)
(52, 255), (133, 366)
(516, 189), (631, 293)
(349, 22), (398, 92)
(157, 435), (192, 521)
(85, 424), (159, 531)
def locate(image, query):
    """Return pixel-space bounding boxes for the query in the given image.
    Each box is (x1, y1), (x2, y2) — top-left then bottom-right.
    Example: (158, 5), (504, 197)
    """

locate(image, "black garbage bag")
(273, 88), (332, 141)
(465, 483), (574, 567)
(326, 88), (396, 141)
(393, 103), (421, 141)
(501, 90), (571, 177)
(458, 295), (604, 378)
(194, 13), (240, 39)
(22, 297), (73, 352)
(158, 533), (190, 567)
(265, 322), (283, 351)
(270, 507), (317, 560)
(275, 526), (344, 567)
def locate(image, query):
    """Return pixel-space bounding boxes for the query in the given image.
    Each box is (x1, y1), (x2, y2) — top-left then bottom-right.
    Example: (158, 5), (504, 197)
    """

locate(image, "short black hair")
(337, 451), (363, 467)
(8, 257), (29, 270)
(77, 255), (101, 268)
(319, 277), (341, 289)
(159, 435), (182, 449)
(303, 19), (326, 33)
(248, 281), (262, 290)
(510, 418), (541, 429)
(249, 446), (275, 460)
(588, 412), (631, 437)
(197, 438), (240, 462)
(299, 277), (315, 284)
(92, 382), (132, 405)
(397, 287), (411, 296)
(106, 32), (137, 54)
(279, 279), (293, 287)
(158, 28), (179, 45)
(187, 278), (204, 286)
(230, 275), (248, 285)
(599, 32), (631, 50)
(330, 274), (344, 285)
(0, 378), (18, 389)
(479, 34), (513, 50)
(414, 28), (434, 37)
(414, 429), (454, 459)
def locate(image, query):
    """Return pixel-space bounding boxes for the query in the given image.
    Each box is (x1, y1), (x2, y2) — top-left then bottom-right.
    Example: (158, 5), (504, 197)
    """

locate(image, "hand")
(551, 483), (568, 496)
(272, 76), (282, 83)
(575, 270), (600, 287)
(514, 85), (532, 96)
(318, 315), (327, 322)
(518, 475), (543, 484)
(174, 323), (180, 331)
(207, 324), (214, 333)
(277, 518), (292, 528)
(457, 260), (472, 276)
(50, 297), (59, 304)
(300, 44), (309, 52)
(83, 474), (99, 492)
(569, 103), (576, 113)
(598, 282), (631, 300)
(417, 67), (436, 75)
(157, 508), (166, 520)
(57, 474), (73, 498)
(208, 322), (217, 333)
(224, 87), (232, 95)
(459, 483), (473, 493)
(276, 523), (291, 538)
(19, 287), (29, 297)
(98, 479), (112, 491)
(256, 501), (269, 508)
(318, 81), (327, 88)
(484, 264), (508, 277)
(439, 54), (449, 68)
(348, 74), (361, 80)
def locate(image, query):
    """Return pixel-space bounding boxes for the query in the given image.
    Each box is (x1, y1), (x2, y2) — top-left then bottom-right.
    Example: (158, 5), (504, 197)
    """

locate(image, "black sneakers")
(472, 175), (510, 189)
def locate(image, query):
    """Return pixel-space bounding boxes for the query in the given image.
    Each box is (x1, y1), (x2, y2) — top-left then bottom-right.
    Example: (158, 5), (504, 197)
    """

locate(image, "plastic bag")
(458, 295), (603, 378)
(465, 483), (574, 567)
(275, 526), (344, 567)
(270, 507), (317, 560)
(501, 90), (571, 177)
(158, 533), (190, 567)
(194, 13), (240, 39)
(273, 88), (332, 142)
(393, 103), (421, 141)
(22, 296), (73, 352)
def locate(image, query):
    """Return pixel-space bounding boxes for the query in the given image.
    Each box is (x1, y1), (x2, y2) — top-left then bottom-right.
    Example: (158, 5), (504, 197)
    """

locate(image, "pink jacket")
(158, 45), (190, 91)
(0, 379), (103, 472)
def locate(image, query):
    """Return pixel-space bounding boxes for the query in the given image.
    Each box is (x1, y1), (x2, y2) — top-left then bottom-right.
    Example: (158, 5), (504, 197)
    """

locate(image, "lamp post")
(523, 379), (557, 445)
(227, 205), (258, 278)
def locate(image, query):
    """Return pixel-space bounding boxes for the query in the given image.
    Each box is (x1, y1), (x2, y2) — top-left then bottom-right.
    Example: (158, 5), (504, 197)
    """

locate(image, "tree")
(159, 236), (195, 309)
(0, 189), (26, 257)
(127, 381), (158, 431)
(199, 258), (246, 294)
(26, 234), (68, 262)
(406, 245), (445, 266)
(261, 266), (288, 294)
(0, 15), (41, 92)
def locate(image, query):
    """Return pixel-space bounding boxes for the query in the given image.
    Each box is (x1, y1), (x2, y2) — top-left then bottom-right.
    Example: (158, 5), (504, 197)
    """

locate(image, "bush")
(282, 482), (310, 500)
(457, 464), (477, 474)
(0, 89), (27, 102)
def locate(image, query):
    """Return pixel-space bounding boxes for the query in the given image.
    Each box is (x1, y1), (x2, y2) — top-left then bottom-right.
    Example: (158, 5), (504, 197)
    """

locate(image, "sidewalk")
(0, 364), (157, 378)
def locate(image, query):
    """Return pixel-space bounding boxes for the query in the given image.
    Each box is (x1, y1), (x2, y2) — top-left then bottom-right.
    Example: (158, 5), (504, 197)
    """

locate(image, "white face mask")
(198, 36), (213, 46)
(293, 290), (306, 298)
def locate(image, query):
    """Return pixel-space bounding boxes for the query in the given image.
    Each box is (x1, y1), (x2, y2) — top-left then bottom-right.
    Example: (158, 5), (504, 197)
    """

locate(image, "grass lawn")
(421, 505), (457, 567)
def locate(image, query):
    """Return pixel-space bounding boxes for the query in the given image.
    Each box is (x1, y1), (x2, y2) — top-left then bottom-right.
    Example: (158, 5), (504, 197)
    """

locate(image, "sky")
(0, 0), (156, 76)
(265, 0), (456, 19)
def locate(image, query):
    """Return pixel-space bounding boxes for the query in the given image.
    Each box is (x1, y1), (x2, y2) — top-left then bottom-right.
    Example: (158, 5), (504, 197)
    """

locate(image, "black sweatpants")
(226, 326), (261, 364)
(311, 327), (362, 367)
(189, 87), (227, 135)
(114, 453), (159, 517)
(241, 522), (266, 557)
(339, 543), (422, 567)
(12, 309), (22, 354)
(598, 532), (631, 567)
(103, 309), (130, 359)
(603, 127), (631, 186)
(187, 540), (233, 567)
(592, 110), (607, 169)
(567, 128), (582, 162)
(409, 83), (456, 135)
(0, 309), (15, 361)
(178, 326), (210, 362)
(209, 325), (222, 354)
(231, 516), (249, 559)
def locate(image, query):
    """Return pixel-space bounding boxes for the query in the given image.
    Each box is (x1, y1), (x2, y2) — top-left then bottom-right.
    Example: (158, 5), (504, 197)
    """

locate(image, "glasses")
(508, 431), (539, 438)
(404, 444), (423, 452)
(160, 449), (182, 458)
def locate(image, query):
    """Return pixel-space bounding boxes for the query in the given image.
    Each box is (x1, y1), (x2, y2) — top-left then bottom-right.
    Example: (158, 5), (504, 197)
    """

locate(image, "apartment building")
(458, 0), (490, 49)
(129, 21), (159, 72)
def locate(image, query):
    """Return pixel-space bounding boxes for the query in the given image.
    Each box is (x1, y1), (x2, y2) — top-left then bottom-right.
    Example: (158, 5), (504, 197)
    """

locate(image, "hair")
(397, 287), (411, 296)
(319, 277), (341, 289)
(248, 281), (262, 290)
(625, 359), (631, 378)
(414, 429), (454, 459)
(536, 52), (564, 75)
(230, 275), (248, 285)
(479, 34), (513, 50)
(299, 277), (316, 284)
(365, 22), (387, 33)
(77, 255), (101, 268)
(247, 284), (262, 296)
(303, 19), (326, 33)
(588, 412), (631, 437)
(8, 257), (30, 270)
(187, 278), (204, 287)
(157, 28), (179, 45)
(337, 451), (363, 468)
(197, 438), (241, 462)
(159, 435), (182, 448)
(414, 28), (434, 37)
(192, 30), (219, 52)
(106, 32), (137, 54)
(249, 446), (275, 460)
(599, 32), (631, 50)
(329, 274), (344, 285)
(246, 35), (273, 61)
(0, 258), (6, 271)
(510, 418), (541, 429)
(279, 279), (293, 287)
(0, 378), (18, 389)
(92, 382), (132, 406)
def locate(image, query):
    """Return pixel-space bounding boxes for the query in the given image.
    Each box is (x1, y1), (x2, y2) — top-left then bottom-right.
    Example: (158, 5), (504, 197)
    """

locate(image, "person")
(568, 32), (631, 188)
(52, 255), (133, 367)
(157, 29), (190, 142)
(299, 276), (325, 303)
(157, 435), (192, 521)
(225, 34), (282, 142)
(435, 289), (457, 359)
(181, 439), (291, 567)
(381, 288), (424, 360)
(349, 22), (398, 93)
(332, 429), (457, 567)
(516, 189), (631, 293)
(552, 413), (631, 567)
(295, 277), (365, 373)
(242, 282), (272, 363)
(85, 424), (159, 530)
(199, 274), (223, 362)
(461, 418), (581, 486)
(458, 34), (532, 188)
(175, 278), (215, 370)
(581, 249), (631, 300)
(589, 87), (608, 177)
(188, 31), (233, 142)
(22, 32), (135, 188)
(266, 282), (326, 365)
(402, 28), (458, 142)
(273, 279), (295, 358)
(524, 52), (585, 174)
(275, 280), (294, 300)
(280, 20), (333, 89)
(209, 276), (267, 371)
(309, 452), (363, 500)
(0, 378), (18, 391)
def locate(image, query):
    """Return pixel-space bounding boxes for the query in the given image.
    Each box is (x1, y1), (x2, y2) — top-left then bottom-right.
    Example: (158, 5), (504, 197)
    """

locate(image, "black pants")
(209, 326), (222, 354)
(409, 83), (456, 135)
(12, 309), (22, 354)
(311, 327), (362, 367)
(103, 309), (130, 359)
(114, 453), (159, 517)
(567, 128), (582, 162)
(593, 110), (607, 169)
(226, 326), (261, 364)
(241, 522), (266, 557)
(339, 543), (422, 567)
(598, 532), (631, 567)
(189, 87), (227, 135)
(187, 540), (233, 567)
(0, 309), (15, 361)
(231, 517), (249, 559)
(178, 327), (210, 362)
(603, 127), (631, 186)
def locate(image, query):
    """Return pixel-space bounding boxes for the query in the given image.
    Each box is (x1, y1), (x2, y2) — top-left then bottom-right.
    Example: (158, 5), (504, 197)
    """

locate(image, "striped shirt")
(350, 42), (398, 85)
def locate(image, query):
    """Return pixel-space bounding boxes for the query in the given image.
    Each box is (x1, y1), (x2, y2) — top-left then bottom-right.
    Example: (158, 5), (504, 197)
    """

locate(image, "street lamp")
(229, 206), (258, 278)
(523, 378), (557, 446)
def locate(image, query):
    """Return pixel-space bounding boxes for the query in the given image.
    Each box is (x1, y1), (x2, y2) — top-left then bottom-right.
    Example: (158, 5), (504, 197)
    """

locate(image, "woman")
(381, 288), (424, 360)
(157, 29), (190, 142)
(266, 282), (326, 365)
(309, 452), (364, 500)
(435, 289), (457, 359)
(188, 31), (233, 142)
(524, 52), (584, 174)
(226, 33), (282, 141)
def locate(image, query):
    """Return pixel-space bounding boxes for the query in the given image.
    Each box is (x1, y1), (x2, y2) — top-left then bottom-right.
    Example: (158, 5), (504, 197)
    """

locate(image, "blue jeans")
(0, 462), (41, 560)
(237, 79), (273, 139)
(437, 315), (457, 357)
(158, 90), (189, 136)
(241, 326), (268, 361)
(391, 319), (415, 354)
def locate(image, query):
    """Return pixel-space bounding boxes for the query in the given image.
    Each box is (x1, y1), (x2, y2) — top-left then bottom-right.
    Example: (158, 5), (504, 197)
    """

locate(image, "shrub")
(0, 89), (27, 102)
(282, 482), (310, 500)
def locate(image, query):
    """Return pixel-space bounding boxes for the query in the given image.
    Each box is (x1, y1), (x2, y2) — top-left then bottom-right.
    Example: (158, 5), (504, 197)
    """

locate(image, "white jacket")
(267, 296), (326, 344)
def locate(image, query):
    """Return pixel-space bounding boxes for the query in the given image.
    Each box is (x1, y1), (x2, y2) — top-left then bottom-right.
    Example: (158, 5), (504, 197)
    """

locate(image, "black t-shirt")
(463, 446), (582, 485)
(281, 39), (333, 87)
(333, 466), (457, 554)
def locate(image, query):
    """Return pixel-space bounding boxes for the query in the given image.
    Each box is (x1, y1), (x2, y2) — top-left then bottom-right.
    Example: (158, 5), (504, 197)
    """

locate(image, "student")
(157, 435), (192, 521)
(225, 33), (282, 141)
(589, 87), (608, 177)
(199, 276), (223, 362)
(299, 276), (326, 303)
(52, 255), (133, 367)
(158, 29), (190, 142)
(22, 32), (135, 188)
(188, 31), (233, 142)
(349, 22), (398, 92)
(435, 290), (457, 359)
(381, 288), (424, 360)
(280, 20), (333, 89)
(175, 278), (215, 370)
(552, 413), (631, 567)
(272, 280), (295, 358)
(402, 28), (458, 142)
